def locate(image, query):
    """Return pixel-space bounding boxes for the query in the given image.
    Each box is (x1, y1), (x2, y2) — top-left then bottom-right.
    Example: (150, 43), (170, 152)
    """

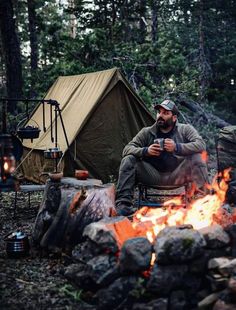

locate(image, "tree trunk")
(0, 0), (23, 112)
(27, 0), (38, 98)
(32, 179), (117, 253)
(0, 38), (7, 97)
(68, 0), (77, 38)
(138, 0), (147, 44)
(198, 0), (211, 102)
(150, 0), (159, 44)
(120, 0), (132, 42)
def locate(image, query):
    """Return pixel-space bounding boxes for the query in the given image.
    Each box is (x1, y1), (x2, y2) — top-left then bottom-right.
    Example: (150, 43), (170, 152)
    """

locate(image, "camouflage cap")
(154, 100), (179, 116)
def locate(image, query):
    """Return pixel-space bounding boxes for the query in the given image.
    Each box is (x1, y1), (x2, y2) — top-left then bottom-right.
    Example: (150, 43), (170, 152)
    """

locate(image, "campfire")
(32, 169), (236, 310)
(132, 168), (234, 243)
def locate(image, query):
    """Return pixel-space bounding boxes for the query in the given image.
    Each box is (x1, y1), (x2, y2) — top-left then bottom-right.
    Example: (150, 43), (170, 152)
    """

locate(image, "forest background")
(0, 0), (235, 160)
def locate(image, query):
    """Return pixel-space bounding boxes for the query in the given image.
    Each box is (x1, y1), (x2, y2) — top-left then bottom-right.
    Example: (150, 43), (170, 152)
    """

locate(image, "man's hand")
(164, 138), (176, 152)
(147, 144), (162, 156)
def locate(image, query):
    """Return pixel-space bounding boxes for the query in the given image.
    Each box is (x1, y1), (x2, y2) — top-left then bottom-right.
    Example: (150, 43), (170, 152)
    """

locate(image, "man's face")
(156, 107), (177, 129)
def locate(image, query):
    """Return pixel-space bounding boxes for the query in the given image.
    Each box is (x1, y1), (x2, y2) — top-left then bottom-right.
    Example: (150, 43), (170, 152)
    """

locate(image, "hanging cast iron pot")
(17, 118), (41, 141)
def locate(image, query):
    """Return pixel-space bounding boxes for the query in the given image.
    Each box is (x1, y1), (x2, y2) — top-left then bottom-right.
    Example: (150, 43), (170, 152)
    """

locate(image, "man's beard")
(156, 117), (175, 129)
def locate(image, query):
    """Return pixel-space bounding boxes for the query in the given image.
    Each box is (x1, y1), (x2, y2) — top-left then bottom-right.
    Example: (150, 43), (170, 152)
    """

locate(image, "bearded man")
(115, 99), (209, 216)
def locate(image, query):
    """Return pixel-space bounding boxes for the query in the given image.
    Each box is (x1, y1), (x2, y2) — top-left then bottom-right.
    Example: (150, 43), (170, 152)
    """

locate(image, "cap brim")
(154, 104), (172, 111)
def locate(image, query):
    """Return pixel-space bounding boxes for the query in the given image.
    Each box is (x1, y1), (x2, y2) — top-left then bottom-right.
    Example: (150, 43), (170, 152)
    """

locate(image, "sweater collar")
(150, 120), (179, 136)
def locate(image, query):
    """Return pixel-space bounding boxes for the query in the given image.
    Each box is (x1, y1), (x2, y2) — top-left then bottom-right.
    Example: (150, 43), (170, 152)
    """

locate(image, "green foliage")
(59, 284), (83, 301)
(1, 0), (235, 123)
(129, 277), (146, 299)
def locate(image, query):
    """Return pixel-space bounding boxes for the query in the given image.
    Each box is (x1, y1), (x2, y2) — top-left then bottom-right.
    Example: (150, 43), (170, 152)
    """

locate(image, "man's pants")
(115, 154), (209, 205)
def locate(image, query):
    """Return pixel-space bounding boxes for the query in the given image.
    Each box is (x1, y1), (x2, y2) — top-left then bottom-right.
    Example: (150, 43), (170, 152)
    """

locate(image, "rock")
(200, 225), (230, 249)
(187, 274), (203, 290)
(64, 264), (94, 290)
(65, 253), (119, 290)
(119, 237), (152, 273)
(86, 254), (117, 284)
(206, 273), (228, 291)
(132, 298), (168, 310)
(204, 247), (232, 261)
(147, 264), (188, 295)
(83, 216), (137, 251)
(83, 223), (119, 254)
(218, 288), (236, 304)
(198, 292), (219, 309)
(219, 258), (236, 277)
(169, 290), (187, 310)
(154, 226), (206, 264)
(226, 224), (236, 257)
(208, 257), (231, 270)
(96, 265), (120, 287)
(213, 299), (236, 310)
(64, 262), (87, 281)
(96, 276), (144, 310)
(228, 275), (236, 293)
(72, 239), (102, 263)
(188, 255), (208, 275)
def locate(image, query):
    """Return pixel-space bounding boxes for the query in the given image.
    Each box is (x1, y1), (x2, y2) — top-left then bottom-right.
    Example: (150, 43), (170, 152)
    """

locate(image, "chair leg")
(138, 184), (146, 209)
(138, 184), (142, 209)
(28, 192), (31, 208)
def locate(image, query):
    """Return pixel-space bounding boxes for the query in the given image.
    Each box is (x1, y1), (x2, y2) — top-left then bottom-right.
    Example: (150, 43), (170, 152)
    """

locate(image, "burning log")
(32, 178), (116, 253)
(83, 216), (137, 250)
(132, 169), (233, 245)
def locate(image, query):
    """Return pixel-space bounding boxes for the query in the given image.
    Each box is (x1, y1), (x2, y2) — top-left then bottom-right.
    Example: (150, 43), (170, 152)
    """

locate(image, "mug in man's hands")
(154, 138), (164, 150)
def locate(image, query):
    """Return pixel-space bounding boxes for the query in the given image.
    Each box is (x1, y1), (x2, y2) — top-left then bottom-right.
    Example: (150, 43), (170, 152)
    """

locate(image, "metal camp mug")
(154, 138), (164, 150)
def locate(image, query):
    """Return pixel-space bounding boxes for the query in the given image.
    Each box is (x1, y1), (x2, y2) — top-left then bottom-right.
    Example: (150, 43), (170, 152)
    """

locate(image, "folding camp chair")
(137, 183), (190, 209)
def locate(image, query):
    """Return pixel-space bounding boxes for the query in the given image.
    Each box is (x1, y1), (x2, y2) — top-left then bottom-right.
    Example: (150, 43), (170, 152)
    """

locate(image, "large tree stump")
(32, 177), (116, 253)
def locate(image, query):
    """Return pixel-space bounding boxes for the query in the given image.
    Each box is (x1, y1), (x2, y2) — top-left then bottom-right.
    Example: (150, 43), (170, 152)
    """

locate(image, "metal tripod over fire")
(0, 98), (69, 190)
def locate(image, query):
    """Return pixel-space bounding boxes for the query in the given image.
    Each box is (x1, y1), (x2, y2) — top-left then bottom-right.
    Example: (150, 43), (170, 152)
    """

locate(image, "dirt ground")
(0, 191), (92, 310)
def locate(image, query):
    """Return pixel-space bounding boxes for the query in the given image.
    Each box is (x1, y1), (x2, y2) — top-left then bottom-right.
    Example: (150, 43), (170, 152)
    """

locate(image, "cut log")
(32, 177), (116, 253)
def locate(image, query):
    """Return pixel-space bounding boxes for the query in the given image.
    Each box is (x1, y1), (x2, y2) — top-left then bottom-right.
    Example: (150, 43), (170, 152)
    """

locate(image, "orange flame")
(132, 168), (232, 243)
(201, 150), (208, 163)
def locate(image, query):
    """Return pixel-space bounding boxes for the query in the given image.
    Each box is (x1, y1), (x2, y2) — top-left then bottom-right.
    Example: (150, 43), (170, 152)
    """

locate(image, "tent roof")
(22, 67), (150, 153)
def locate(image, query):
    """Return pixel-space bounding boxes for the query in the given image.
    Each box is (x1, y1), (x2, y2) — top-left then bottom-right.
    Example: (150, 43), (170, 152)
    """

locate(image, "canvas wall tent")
(20, 68), (155, 183)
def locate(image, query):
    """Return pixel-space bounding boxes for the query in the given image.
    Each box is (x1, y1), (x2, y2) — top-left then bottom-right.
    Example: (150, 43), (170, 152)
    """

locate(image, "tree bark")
(198, 0), (211, 102)
(0, 0), (23, 112)
(138, 0), (147, 44)
(150, 0), (159, 44)
(68, 0), (77, 38)
(27, 0), (38, 98)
